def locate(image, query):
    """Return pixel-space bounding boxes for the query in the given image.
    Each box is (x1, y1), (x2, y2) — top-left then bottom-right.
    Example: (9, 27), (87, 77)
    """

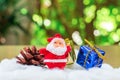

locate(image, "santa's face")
(53, 39), (64, 48)
(46, 38), (67, 55)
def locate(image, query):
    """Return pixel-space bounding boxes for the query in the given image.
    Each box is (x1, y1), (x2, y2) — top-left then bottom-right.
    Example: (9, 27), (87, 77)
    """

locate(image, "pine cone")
(16, 46), (46, 67)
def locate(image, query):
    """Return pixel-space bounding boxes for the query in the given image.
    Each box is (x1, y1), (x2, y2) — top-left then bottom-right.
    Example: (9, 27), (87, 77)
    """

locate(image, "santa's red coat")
(39, 46), (71, 69)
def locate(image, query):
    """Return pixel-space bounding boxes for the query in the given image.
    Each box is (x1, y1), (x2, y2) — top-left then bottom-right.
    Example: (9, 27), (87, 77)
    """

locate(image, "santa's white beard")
(46, 43), (67, 56)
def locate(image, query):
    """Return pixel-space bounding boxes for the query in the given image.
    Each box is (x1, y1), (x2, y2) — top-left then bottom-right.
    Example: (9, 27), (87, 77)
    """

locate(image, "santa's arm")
(39, 48), (47, 55)
(65, 46), (71, 57)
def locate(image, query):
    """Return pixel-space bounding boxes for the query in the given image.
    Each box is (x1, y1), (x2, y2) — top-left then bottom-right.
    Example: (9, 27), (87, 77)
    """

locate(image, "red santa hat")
(47, 33), (62, 43)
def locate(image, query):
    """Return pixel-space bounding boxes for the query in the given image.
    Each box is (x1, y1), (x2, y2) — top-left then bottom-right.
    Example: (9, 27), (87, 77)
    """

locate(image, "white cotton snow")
(0, 58), (120, 80)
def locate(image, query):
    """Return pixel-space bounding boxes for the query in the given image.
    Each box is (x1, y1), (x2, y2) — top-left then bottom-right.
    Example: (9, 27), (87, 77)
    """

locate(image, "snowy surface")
(0, 58), (120, 80)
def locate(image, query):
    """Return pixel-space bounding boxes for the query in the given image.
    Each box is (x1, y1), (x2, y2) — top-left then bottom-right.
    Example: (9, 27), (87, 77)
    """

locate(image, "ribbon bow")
(84, 39), (105, 59)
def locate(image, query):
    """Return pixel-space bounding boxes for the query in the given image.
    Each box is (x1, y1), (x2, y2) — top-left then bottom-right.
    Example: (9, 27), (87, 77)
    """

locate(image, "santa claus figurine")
(39, 34), (71, 69)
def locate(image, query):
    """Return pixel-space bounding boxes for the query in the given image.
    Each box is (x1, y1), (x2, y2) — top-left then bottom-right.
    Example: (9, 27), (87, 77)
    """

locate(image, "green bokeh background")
(0, 0), (120, 46)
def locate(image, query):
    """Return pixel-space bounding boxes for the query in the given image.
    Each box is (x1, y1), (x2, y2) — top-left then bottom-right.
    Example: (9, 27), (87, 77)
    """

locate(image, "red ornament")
(39, 33), (71, 69)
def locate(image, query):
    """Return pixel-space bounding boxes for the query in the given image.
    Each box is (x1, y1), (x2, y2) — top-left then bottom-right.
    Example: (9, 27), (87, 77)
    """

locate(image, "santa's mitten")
(16, 46), (45, 67)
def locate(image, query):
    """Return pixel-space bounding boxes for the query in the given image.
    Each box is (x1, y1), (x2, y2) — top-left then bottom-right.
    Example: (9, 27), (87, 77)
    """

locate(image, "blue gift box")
(76, 45), (105, 69)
